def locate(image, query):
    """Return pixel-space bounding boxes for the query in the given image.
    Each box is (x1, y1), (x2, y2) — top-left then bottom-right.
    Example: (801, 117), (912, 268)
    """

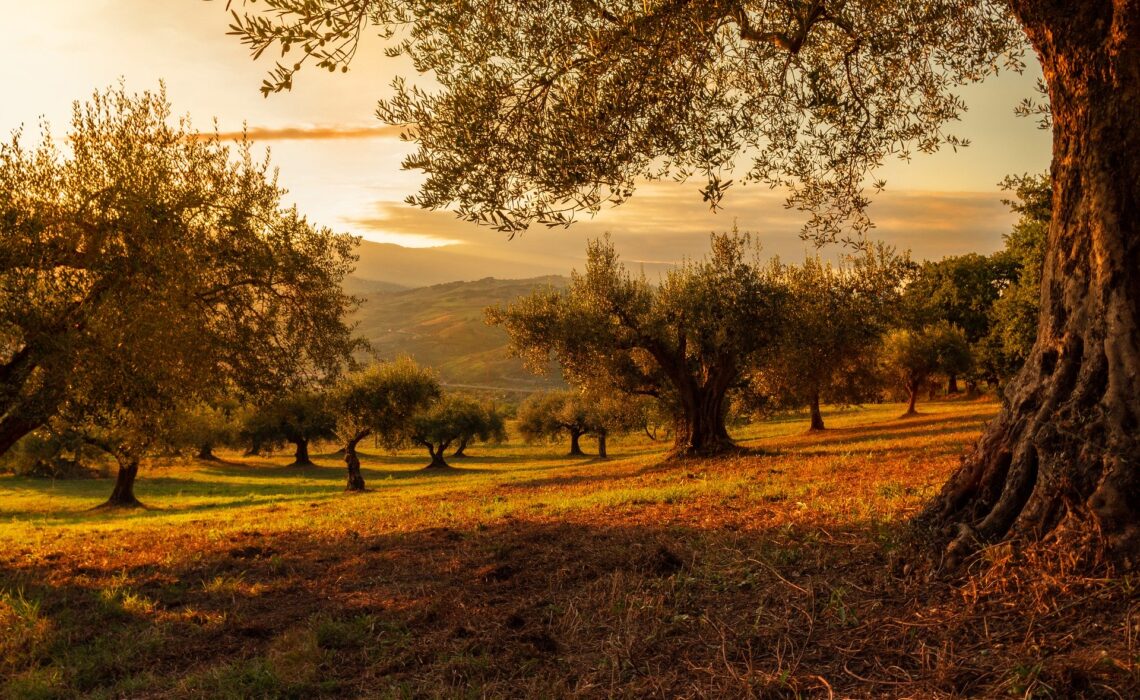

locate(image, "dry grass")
(0, 398), (1135, 698)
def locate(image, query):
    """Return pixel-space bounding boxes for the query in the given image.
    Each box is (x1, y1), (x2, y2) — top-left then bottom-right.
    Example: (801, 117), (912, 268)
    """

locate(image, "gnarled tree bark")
(927, 1), (1140, 566)
(671, 380), (735, 457)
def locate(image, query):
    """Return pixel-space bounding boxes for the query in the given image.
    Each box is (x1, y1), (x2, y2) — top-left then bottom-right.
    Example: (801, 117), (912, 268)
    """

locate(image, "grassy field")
(1, 399), (1135, 698)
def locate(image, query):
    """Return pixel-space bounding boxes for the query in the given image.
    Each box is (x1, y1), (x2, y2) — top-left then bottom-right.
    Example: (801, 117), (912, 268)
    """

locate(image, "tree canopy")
(227, 0), (1021, 241)
(0, 85), (361, 503)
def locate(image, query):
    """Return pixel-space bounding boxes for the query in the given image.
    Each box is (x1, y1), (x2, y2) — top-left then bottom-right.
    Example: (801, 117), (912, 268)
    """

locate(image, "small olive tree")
(169, 400), (244, 461)
(406, 395), (506, 469)
(882, 322), (972, 417)
(331, 358), (440, 491)
(760, 246), (910, 431)
(242, 390), (338, 466)
(515, 391), (594, 457)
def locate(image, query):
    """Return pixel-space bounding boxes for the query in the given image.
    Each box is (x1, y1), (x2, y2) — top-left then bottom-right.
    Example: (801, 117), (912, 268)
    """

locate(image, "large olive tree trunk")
(928, 2), (1140, 565)
(671, 381), (734, 457)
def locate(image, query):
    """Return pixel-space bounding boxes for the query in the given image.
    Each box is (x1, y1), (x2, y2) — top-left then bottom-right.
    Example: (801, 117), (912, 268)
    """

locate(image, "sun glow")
(356, 230), (462, 248)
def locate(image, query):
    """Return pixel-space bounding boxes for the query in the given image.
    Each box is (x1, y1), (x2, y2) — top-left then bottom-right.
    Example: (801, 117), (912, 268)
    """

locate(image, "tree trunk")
(425, 443), (450, 469)
(904, 382), (919, 417)
(101, 458), (142, 509)
(568, 430), (585, 456)
(0, 411), (46, 461)
(947, 374), (960, 395)
(926, 4), (1140, 566)
(290, 438), (313, 467)
(344, 435), (367, 491)
(196, 443), (217, 461)
(808, 392), (825, 431)
(244, 437), (263, 458)
(671, 386), (735, 457)
(596, 432), (608, 458)
(452, 436), (469, 458)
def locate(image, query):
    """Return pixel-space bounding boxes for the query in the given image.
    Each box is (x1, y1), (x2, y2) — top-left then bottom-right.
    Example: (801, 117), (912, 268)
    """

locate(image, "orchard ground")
(1, 399), (1135, 698)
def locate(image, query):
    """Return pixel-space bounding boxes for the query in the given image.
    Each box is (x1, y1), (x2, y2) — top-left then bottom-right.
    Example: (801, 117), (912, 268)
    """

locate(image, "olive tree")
(761, 246), (909, 431)
(227, 2), (1140, 559)
(515, 391), (594, 457)
(0, 85), (360, 505)
(405, 394), (506, 469)
(169, 400), (244, 461)
(582, 391), (650, 459)
(491, 233), (784, 457)
(882, 323), (972, 417)
(447, 398), (507, 458)
(243, 390), (338, 466)
(331, 358), (440, 491)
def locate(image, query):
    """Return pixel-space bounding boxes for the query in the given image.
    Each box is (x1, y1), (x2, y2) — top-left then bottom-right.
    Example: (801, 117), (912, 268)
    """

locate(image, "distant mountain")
(352, 239), (567, 288)
(350, 276), (569, 394)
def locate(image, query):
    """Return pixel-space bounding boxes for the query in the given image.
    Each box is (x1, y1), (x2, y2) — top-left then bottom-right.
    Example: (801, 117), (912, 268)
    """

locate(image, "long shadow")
(1, 474), (341, 499)
(1, 516), (1130, 699)
(756, 413), (995, 451)
(0, 492), (338, 523)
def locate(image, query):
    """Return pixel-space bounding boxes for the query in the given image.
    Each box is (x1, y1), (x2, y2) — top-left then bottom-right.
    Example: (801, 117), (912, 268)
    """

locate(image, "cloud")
(194, 124), (409, 142)
(343, 182), (1017, 283)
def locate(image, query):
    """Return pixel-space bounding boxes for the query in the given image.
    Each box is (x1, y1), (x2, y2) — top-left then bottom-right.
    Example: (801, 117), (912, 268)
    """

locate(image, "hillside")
(353, 240), (568, 288)
(350, 276), (569, 393)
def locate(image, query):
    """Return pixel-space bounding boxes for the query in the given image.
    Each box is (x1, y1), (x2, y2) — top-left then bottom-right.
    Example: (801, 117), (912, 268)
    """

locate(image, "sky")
(1, 1), (1052, 284)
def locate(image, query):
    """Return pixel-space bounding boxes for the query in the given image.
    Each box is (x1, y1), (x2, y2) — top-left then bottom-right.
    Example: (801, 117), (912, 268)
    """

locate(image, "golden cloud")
(347, 183), (1014, 269)
(193, 124), (410, 142)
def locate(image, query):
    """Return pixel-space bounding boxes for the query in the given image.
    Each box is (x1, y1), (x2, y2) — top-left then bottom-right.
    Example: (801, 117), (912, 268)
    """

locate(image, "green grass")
(1, 398), (1135, 699)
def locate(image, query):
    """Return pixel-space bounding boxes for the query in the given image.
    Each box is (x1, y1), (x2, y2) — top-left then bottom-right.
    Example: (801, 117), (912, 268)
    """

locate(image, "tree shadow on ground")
(1, 515), (1133, 699)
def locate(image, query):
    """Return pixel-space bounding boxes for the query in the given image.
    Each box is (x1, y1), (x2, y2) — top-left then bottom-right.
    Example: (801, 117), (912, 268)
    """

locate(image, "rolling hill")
(349, 275), (569, 394)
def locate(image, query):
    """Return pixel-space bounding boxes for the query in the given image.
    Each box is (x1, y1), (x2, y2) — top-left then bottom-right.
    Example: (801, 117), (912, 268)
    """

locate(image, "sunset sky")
(2, 1), (1052, 283)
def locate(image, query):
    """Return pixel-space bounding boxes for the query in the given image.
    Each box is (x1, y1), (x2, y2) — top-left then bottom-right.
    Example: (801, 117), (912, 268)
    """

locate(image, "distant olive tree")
(446, 398), (507, 459)
(490, 233), (784, 457)
(882, 323), (971, 417)
(901, 254), (1017, 393)
(243, 390), (338, 466)
(515, 391), (594, 457)
(170, 400), (244, 461)
(759, 246), (910, 431)
(582, 392), (649, 459)
(406, 394), (506, 469)
(331, 358), (440, 491)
